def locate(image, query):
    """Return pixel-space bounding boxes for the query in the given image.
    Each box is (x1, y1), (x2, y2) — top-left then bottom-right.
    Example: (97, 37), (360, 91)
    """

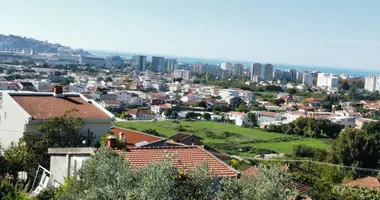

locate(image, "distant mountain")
(0, 34), (89, 55)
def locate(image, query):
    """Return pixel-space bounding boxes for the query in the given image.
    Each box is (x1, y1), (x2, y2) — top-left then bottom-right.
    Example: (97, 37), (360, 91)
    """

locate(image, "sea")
(90, 50), (380, 77)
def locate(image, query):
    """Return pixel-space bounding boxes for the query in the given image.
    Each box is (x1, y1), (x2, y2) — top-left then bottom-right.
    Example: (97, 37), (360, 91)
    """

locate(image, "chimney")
(107, 135), (117, 148)
(119, 132), (125, 143)
(53, 85), (64, 97)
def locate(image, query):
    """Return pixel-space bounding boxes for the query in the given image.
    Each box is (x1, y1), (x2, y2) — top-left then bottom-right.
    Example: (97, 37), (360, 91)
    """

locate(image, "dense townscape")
(1, 34), (380, 200)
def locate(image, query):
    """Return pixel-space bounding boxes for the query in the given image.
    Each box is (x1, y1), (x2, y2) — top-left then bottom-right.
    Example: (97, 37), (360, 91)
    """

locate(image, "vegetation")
(55, 147), (297, 200)
(116, 121), (329, 155)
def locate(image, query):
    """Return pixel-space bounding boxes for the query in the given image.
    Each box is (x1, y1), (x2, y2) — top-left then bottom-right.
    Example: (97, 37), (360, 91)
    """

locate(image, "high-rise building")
(151, 56), (165, 72)
(192, 62), (205, 74)
(365, 75), (380, 92)
(133, 55), (146, 71)
(233, 63), (244, 78)
(303, 73), (314, 87)
(220, 62), (233, 71)
(164, 59), (177, 72)
(282, 71), (291, 82)
(251, 63), (261, 80)
(273, 70), (283, 81)
(260, 64), (273, 81)
(317, 73), (339, 88)
(173, 70), (191, 81)
(296, 71), (305, 83)
(287, 69), (297, 82)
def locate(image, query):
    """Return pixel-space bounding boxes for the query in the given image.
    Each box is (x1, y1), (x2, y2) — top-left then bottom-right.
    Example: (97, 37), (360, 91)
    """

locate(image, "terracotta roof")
(127, 108), (152, 116)
(227, 111), (246, 116)
(184, 100), (200, 105)
(356, 118), (377, 123)
(111, 127), (165, 148)
(11, 94), (110, 120)
(343, 177), (380, 190)
(169, 132), (203, 142)
(150, 93), (167, 99)
(259, 111), (278, 117)
(124, 146), (240, 177)
(102, 100), (121, 105)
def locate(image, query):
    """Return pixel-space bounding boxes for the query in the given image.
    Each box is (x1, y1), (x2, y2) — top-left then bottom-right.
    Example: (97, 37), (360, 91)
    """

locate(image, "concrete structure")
(251, 63), (261, 80)
(273, 69), (283, 81)
(317, 73), (339, 88)
(151, 56), (164, 72)
(365, 75), (380, 92)
(133, 55), (146, 71)
(164, 59), (177, 72)
(296, 71), (304, 83)
(287, 69), (297, 83)
(303, 73), (314, 87)
(48, 147), (96, 184)
(219, 89), (239, 101)
(226, 111), (249, 126)
(173, 70), (191, 81)
(0, 87), (114, 149)
(233, 63), (244, 78)
(79, 55), (105, 66)
(220, 62), (233, 71)
(260, 64), (273, 81)
(192, 62), (205, 74)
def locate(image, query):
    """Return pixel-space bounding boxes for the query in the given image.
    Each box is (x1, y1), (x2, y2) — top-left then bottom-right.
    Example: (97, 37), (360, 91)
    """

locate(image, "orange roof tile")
(11, 94), (110, 120)
(124, 146), (240, 177)
(111, 127), (165, 148)
(343, 177), (380, 190)
(227, 111), (246, 116)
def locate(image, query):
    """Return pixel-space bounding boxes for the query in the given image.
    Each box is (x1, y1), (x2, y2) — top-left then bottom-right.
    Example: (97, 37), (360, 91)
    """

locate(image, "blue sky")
(1, 0), (380, 69)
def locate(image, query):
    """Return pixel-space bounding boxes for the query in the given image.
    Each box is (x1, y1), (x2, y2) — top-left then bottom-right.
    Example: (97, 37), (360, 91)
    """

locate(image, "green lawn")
(115, 120), (330, 155)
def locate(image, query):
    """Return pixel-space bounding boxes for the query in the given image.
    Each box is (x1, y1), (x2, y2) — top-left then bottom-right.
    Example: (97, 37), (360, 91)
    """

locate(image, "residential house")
(0, 86), (114, 149)
(35, 81), (51, 92)
(18, 81), (36, 91)
(168, 132), (203, 145)
(257, 111), (282, 125)
(226, 96), (244, 109)
(181, 93), (201, 102)
(129, 96), (144, 106)
(149, 93), (167, 105)
(151, 104), (171, 114)
(355, 118), (378, 129)
(226, 111), (249, 126)
(48, 145), (240, 184)
(110, 127), (167, 148)
(219, 89), (239, 101)
(127, 108), (154, 120)
(100, 100), (122, 110)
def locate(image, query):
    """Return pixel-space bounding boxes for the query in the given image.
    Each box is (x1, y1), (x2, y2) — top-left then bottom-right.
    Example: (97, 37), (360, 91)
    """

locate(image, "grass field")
(115, 120), (330, 155)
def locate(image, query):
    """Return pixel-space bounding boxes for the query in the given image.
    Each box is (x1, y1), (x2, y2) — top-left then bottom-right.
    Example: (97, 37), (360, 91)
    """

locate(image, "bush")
(293, 144), (315, 158)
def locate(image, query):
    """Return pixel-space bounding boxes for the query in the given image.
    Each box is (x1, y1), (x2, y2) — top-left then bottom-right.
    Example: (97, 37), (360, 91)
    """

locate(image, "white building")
(317, 73), (339, 88)
(364, 75), (380, 92)
(0, 86), (114, 149)
(226, 111), (249, 126)
(233, 64), (244, 78)
(173, 70), (191, 81)
(303, 73), (314, 87)
(192, 62), (205, 74)
(220, 62), (233, 71)
(219, 89), (239, 101)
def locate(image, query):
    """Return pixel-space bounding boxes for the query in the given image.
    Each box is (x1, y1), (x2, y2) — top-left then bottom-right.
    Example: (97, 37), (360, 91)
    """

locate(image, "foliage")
(185, 112), (202, 119)
(247, 112), (258, 126)
(56, 147), (297, 200)
(142, 128), (162, 137)
(330, 128), (380, 168)
(203, 113), (211, 120)
(3, 142), (33, 180)
(333, 186), (380, 200)
(293, 144), (315, 158)
(0, 180), (28, 200)
(97, 132), (125, 148)
(104, 77), (113, 82)
(164, 108), (173, 117)
(342, 81), (350, 91)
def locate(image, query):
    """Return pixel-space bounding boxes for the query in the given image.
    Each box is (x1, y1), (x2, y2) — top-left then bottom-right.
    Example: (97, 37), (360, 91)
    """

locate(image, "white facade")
(365, 75), (380, 92)
(0, 92), (114, 150)
(173, 70), (191, 81)
(227, 112), (249, 126)
(220, 62), (233, 71)
(219, 89), (239, 101)
(303, 73), (314, 87)
(317, 73), (339, 88)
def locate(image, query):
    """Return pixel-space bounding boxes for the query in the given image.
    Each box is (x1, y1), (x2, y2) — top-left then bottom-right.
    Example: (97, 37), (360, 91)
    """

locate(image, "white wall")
(0, 93), (30, 149)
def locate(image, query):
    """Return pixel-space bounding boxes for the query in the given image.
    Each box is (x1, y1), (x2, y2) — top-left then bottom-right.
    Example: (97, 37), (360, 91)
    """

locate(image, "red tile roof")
(227, 111), (246, 116)
(103, 100), (121, 105)
(343, 177), (380, 190)
(127, 108), (152, 115)
(111, 127), (165, 148)
(259, 111), (278, 117)
(11, 94), (110, 120)
(124, 146), (240, 177)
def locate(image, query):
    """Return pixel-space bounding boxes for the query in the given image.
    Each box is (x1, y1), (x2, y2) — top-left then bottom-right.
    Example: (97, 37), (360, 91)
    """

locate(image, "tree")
(330, 128), (380, 168)
(203, 113), (211, 121)
(342, 80), (350, 91)
(22, 109), (86, 169)
(247, 113), (258, 126)
(293, 144), (315, 158)
(3, 142), (32, 181)
(104, 77), (113, 82)
(196, 101), (207, 108)
(142, 129), (161, 136)
(164, 108), (172, 117)
(236, 103), (247, 112)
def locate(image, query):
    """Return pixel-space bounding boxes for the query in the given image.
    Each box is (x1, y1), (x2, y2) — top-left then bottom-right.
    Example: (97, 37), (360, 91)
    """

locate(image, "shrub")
(293, 144), (315, 158)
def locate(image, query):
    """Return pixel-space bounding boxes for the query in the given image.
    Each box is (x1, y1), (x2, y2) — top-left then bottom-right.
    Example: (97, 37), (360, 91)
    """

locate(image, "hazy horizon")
(1, 0), (380, 70)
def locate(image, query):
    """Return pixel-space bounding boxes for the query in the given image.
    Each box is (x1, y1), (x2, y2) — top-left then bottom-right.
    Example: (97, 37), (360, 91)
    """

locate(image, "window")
(4, 112), (6, 120)
(70, 158), (83, 177)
